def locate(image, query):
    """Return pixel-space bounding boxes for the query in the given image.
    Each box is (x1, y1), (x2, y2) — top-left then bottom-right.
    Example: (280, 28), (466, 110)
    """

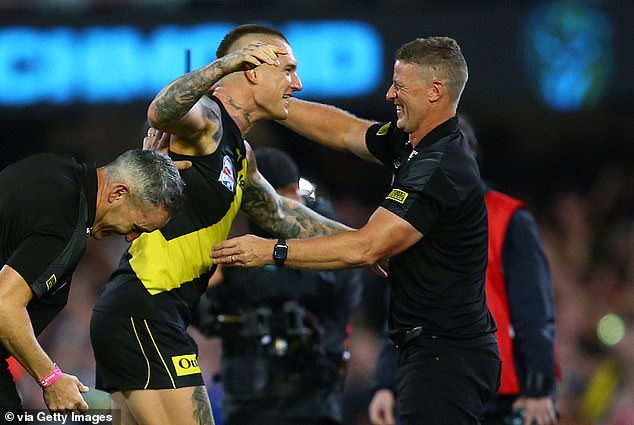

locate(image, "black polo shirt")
(0, 153), (97, 355)
(365, 117), (495, 338)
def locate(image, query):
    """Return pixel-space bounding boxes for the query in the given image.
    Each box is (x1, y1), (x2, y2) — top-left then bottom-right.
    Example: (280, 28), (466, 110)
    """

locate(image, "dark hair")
(254, 147), (299, 189)
(395, 36), (468, 104)
(103, 149), (185, 216)
(216, 24), (289, 59)
(457, 113), (484, 171)
(458, 113), (478, 154)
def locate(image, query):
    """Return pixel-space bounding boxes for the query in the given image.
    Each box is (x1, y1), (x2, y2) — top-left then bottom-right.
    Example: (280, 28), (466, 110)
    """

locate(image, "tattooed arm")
(240, 142), (351, 239)
(214, 198), (418, 271)
(213, 205), (414, 271)
(212, 145), (414, 271)
(147, 42), (287, 143)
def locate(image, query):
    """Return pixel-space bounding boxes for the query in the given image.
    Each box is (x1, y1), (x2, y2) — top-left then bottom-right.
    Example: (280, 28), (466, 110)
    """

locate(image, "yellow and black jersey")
(93, 97), (247, 327)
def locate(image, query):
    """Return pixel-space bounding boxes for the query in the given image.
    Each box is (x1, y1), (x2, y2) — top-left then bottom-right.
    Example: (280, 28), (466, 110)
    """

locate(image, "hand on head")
(143, 127), (191, 171)
(220, 41), (287, 73)
(143, 127), (170, 152)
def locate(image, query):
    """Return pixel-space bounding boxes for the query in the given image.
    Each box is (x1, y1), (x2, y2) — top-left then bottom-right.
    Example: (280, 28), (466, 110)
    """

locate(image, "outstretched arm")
(240, 142), (351, 239)
(281, 98), (380, 163)
(0, 266), (88, 412)
(212, 205), (422, 271)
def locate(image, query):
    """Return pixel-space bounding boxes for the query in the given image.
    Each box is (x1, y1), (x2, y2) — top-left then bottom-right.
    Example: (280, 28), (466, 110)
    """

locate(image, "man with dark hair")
(90, 24), (351, 425)
(0, 149), (184, 413)
(195, 147), (362, 425)
(215, 24), (289, 59)
(212, 36), (501, 425)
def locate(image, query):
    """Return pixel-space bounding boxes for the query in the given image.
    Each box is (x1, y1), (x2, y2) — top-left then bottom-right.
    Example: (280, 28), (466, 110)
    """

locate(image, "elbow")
(147, 103), (174, 131)
(345, 243), (384, 268)
(147, 103), (160, 128)
(362, 244), (385, 266)
(338, 230), (391, 268)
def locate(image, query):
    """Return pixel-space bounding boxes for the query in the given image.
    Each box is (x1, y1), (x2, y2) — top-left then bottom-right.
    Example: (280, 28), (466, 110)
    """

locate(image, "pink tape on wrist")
(37, 364), (62, 389)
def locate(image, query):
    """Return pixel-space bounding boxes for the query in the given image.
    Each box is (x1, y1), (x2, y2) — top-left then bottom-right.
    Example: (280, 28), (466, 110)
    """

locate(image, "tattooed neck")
(225, 96), (252, 127)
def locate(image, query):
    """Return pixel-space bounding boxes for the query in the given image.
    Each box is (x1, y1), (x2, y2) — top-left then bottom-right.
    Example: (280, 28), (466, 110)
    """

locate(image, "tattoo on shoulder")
(201, 97), (223, 144)
(191, 386), (214, 425)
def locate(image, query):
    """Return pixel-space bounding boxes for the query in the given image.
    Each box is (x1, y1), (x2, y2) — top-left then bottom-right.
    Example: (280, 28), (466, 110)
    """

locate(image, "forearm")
(502, 210), (555, 378)
(505, 210), (557, 394)
(149, 59), (230, 126)
(511, 294), (556, 379)
(283, 98), (377, 161)
(0, 306), (55, 380)
(213, 206), (407, 270)
(283, 230), (377, 270)
(241, 160), (351, 239)
(243, 191), (351, 239)
(375, 338), (399, 391)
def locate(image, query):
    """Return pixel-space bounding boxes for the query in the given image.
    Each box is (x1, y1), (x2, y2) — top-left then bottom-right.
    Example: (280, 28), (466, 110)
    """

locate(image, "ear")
(428, 80), (444, 103)
(244, 68), (258, 84)
(107, 183), (130, 204)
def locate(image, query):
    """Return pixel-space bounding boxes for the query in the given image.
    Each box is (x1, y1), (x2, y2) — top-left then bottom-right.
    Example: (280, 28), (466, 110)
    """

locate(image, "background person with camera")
(194, 147), (363, 425)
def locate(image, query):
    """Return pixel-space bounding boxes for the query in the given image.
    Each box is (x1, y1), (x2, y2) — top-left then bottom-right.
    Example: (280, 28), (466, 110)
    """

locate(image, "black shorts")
(396, 334), (501, 425)
(90, 310), (204, 392)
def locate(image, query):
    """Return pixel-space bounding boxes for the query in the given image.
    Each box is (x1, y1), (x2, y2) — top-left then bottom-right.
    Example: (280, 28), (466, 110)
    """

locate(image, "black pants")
(0, 357), (22, 409)
(483, 410), (513, 425)
(396, 334), (501, 425)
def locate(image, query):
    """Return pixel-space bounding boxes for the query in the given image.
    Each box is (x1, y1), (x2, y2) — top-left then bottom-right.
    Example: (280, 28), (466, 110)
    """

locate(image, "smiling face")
(243, 35), (303, 120)
(385, 60), (429, 134)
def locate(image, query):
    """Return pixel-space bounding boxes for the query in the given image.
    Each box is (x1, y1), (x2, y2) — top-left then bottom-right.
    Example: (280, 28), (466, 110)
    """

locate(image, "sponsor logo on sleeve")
(386, 189), (409, 204)
(45, 274), (57, 291)
(172, 354), (201, 376)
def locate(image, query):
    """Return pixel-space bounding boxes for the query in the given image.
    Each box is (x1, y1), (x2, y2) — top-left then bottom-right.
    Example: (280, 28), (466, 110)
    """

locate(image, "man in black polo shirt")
(0, 149), (184, 413)
(211, 37), (501, 424)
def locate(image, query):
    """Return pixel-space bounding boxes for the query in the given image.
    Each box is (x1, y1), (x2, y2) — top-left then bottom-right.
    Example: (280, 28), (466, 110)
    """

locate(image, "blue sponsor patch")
(218, 155), (235, 192)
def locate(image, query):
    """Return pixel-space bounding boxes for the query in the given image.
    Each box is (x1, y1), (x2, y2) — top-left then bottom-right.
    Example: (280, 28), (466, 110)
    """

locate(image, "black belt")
(391, 328), (498, 350)
(390, 326), (425, 350)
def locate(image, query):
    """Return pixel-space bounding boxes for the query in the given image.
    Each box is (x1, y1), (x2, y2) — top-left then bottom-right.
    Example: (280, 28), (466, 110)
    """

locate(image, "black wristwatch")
(273, 239), (288, 266)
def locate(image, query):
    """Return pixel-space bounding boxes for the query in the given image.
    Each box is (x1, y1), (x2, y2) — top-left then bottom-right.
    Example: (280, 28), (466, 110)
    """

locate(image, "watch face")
(273, 241), (287, 262)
